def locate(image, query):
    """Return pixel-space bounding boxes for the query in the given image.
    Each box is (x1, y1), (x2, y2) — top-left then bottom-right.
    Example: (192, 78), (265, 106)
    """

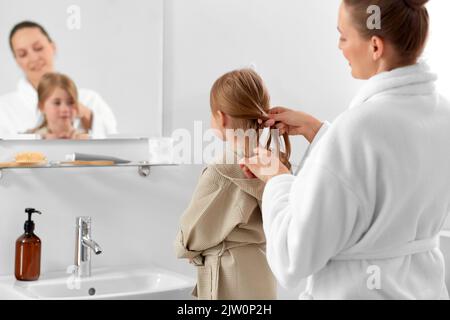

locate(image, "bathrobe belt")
(331, 236), (440, 261)
(202, 242), (265, 258)
(192, 242), (266, 299)
(189, 242), (265, 267)
(300, 236), (440, 300)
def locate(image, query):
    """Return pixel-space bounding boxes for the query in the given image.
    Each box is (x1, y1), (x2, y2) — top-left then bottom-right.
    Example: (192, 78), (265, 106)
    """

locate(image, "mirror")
(0, 0), (163, 140)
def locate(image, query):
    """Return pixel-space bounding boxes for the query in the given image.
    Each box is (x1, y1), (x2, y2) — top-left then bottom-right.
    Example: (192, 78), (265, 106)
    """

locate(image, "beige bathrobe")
(175, 164), (277, 300)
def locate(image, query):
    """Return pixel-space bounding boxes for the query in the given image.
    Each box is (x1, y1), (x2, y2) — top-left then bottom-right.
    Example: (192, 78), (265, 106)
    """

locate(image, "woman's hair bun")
(403, 0), (429, 10)
(344, 0), (430, 63)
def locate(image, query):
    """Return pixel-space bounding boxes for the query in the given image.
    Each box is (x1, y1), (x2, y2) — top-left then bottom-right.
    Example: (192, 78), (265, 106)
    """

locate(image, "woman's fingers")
(275, 122), (287, 134)
(258, 107), (290, 127)
(257, 118), (276, 128)
(239, 164), (257, 179)
(239, 158), (261, 181)
(269, 111), (289, 123)
(255, 120), (287, 135)
(268, 106), (289, 114)
(264, 119), (276, 127)
(259, 120), (288, 134)
(239, 148), (290, 182)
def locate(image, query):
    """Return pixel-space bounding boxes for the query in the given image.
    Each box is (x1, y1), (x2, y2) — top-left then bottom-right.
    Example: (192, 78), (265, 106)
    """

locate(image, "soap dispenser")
(15, 208), (42, 281)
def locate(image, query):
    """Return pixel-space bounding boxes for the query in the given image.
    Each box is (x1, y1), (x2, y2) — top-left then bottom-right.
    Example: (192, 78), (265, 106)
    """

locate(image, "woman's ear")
(370, 36), (384, 61)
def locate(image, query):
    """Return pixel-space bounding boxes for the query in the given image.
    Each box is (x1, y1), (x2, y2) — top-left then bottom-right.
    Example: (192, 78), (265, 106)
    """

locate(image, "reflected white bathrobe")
(0, 78), (117, 139)
(262, 63), (450, 299)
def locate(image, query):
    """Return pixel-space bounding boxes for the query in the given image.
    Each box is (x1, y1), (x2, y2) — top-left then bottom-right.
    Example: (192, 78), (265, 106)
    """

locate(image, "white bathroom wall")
(426, 1), (450, 98)
(163, 0), (359, 163)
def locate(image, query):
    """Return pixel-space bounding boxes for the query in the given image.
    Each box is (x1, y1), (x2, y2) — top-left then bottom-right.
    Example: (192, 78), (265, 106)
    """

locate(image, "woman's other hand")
(240, 163), (257, 179)
(259, 106), (323, 143)
(77, 103), (93, 131)
(239, 148), (291, 183)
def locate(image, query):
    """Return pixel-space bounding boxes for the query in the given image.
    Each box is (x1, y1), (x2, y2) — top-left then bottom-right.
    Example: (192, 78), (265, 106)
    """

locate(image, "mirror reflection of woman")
(28, 73), (89, 140)
(0, 21), (117, 138)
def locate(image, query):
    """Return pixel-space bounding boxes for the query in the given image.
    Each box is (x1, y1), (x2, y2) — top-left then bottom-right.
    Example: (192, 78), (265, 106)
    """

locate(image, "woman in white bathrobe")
(243, 0), (450, 299)
(0, 21), (117, 139)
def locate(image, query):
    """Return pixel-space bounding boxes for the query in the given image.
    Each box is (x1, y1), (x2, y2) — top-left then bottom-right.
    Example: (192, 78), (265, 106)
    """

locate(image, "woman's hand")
(239, 148), (291, 183)
(77, 103), (93, 131)
(240, 163), (257, 179)
(260, 106), (323, 143)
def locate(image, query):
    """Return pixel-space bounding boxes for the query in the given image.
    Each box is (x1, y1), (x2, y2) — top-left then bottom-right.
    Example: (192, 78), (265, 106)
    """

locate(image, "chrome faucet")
(74, 217), (102, 277)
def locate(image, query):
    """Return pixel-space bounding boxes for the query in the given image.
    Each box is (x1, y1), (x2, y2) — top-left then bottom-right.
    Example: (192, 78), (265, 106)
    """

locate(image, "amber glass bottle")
(15, 208), (42, 281)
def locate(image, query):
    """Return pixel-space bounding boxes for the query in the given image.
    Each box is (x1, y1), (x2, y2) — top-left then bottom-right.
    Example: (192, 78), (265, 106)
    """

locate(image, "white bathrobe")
(262, 63), (450, 300)
(0, 78), (118, 139)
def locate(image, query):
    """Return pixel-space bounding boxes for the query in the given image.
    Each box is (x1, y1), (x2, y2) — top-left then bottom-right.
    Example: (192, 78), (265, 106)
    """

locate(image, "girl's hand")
(259, 106), (323, 143)
(239, 148), (291, 183)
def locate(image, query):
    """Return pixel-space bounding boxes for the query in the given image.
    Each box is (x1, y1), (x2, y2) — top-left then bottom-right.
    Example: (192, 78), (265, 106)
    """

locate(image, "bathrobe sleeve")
(262, 118), (369, 289)
(0, 103), (15, 137)
(296, 121), (330, 174)
(90, 92), (117, 138)
(174, 166), (246, 265)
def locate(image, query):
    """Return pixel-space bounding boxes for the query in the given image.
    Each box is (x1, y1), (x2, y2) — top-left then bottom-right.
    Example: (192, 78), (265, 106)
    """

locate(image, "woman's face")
(11, 27), (56, 86)
(338, 2), (379, 79)
(40, 88), (78, 131)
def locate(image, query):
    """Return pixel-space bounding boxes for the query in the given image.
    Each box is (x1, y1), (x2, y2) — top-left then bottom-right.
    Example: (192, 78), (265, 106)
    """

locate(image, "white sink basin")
(0, 266), (195, 300)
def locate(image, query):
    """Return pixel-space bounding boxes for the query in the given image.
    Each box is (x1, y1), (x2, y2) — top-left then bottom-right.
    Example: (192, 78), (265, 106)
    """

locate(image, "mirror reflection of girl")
(28, 73), (89, 140)
(175, 68), (291, 300)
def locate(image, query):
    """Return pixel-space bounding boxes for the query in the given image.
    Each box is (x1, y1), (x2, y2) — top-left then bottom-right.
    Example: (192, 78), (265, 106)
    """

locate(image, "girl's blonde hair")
(34, 72), (79, 131)
(210, 68), (291, 170)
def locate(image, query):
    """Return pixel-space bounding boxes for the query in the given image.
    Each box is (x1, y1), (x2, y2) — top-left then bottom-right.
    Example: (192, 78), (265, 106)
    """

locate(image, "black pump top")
(24, 208), (42, 234)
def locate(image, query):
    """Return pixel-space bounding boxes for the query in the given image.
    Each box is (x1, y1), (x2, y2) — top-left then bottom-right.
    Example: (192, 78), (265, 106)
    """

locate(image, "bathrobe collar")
(349, 62), (438, 110)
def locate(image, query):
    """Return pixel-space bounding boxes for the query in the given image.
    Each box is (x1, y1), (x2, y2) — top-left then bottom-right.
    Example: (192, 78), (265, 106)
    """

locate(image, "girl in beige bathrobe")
(175, 69), (291, 300)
